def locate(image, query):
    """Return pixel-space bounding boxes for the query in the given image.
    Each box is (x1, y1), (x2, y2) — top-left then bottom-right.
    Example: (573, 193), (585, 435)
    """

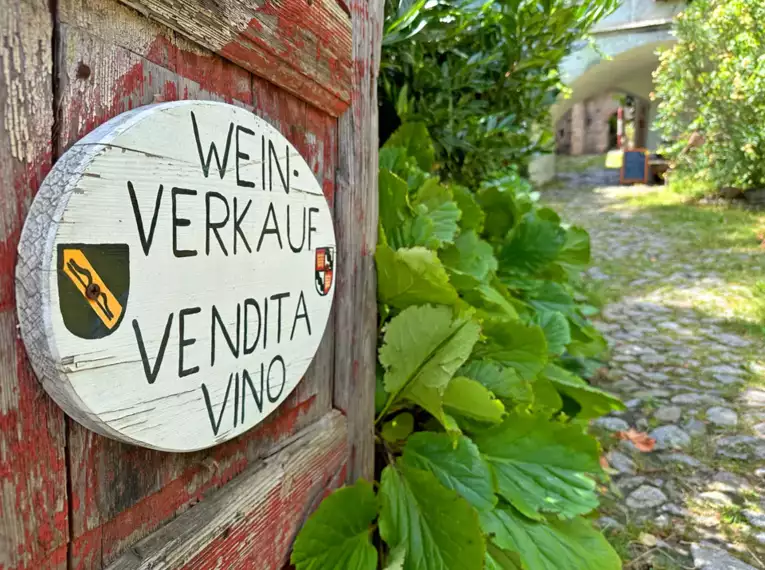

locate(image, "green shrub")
(291, 0), (622, 566)
(653, 0), (765, 190)
(291, 125), (623, 570)
(380, 0), (619, 184)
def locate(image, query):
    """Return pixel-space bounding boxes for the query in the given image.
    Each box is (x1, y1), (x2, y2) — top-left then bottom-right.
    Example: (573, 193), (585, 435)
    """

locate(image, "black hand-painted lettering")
(202, 373), (234, 436)
(270, 292), (290, 344)
(268, 140), (289, 194)
(211, 303), (241, 367)
(256, 202), (283, 251)
(205, 191), (230, 256)
(263, 295), (268, 350)
(261, 135), (266, 191)
(233, 370), (239, 428)
(266, 355), (286, 403)
(235, 125), (255, 188)
(291, 290), (312, 340)
(133, 314), (173, 384)
(172, 188), (198, 258)
(308, 206), (319, 251)
(128, 182), (164, 256)
(191, 111), (233, 179)
(243, 298), (261, 355)
(233, 197), (252, 255)
(178, 307), (201, 378)
(242, 365), (264, 417)
(286, 205), (305, 253)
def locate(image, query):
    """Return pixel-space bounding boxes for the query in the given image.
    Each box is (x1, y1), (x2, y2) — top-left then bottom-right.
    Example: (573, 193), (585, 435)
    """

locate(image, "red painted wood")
(0, 3), (70, 567)
(177, 449), (347, 570)
(305, 105), (338, 207)
(114, 0), (352, 115)
(56, 16), (338, 567)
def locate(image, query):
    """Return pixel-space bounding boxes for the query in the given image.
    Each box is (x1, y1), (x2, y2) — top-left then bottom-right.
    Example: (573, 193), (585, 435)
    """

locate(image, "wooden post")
(0, 2), (70, 568)
(334, 0), (383, 482)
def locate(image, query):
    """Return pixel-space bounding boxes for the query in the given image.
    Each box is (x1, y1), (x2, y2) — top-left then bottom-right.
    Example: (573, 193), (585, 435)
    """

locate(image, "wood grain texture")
(115, 0), (352, 116)
(52, 7), (340, 566)
(333, 0), (383, 481)
(56, 22), (254, 153)
(104, 411), (347, 570)
(0, 2), (69, 569)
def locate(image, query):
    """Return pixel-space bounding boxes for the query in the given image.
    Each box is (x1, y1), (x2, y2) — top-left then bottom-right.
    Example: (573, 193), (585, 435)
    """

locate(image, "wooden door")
(0, 0), (380, 568)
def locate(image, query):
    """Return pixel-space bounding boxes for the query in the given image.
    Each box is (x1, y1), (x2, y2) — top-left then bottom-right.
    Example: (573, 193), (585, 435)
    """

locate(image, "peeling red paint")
(0, 131), (67, 568)
(177, 443), (347, 570)
(5, 3), (346, 566)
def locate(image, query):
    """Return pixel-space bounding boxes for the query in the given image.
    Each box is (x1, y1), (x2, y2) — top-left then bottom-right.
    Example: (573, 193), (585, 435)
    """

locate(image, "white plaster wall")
(561, 31), (674, 88)
(594, 0), (685, 30)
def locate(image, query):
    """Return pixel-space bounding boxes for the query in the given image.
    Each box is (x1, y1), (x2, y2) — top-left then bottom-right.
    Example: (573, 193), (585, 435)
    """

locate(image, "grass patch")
(556, 154), (607, 174)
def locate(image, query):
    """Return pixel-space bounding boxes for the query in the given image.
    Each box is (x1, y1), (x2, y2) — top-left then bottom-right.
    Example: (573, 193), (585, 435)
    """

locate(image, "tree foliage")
(653, 0), (765, 190)
(380, 0), (618, 183)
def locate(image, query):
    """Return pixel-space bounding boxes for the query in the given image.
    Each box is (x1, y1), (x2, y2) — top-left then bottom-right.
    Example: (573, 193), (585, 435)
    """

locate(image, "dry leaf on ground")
(614, 429), (656, 452)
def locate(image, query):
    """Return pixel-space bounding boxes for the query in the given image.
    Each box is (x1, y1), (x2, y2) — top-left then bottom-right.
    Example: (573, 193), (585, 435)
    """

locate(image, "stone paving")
(545, 171), (765, 569)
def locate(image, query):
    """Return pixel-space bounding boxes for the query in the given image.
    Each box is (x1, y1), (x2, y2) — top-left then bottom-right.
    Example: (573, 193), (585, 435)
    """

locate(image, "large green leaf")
(382, 412), (415, 443)
(378, 464), (485, 570)
(534, 311), (571, 356)
(402, 432), (496, 511)
(459, 359), (533, 403)
(291, 480), (378, 570)
(379, 305), (480, 425)
(485, 541), (523, 570)
(379, 169), (418, 250)
(476, 185), (522, 240)
(384, 122), (435, 172)
(499, 212), (566, 275)
(412, 179), (461, 249)
(440, 230), (498, 290)
(473, 412), (602, 520)
(473, 320), (547, 381)
(376, 245), (458, 309)
(384, 545), (407, 570)
(463, 285), (519, 320)
(443, 376), (505, 423)
(558, 226), (591, 267)
(527, 282), (576, 317)
(481, 506), (621, 570)
(566, 320), (608, 358)
(531, 374), (563, 412)
(452, 185), (485, 232)
(542, 364), (624, 420)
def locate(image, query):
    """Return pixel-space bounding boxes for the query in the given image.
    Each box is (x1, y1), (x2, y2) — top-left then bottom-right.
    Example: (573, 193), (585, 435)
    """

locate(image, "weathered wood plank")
(116, 0), (352, 116)
(56, 13), (339, 566)
(333, 0), (383, 482)
(0, 3), (69, 569)
(105, 411), (347, 570)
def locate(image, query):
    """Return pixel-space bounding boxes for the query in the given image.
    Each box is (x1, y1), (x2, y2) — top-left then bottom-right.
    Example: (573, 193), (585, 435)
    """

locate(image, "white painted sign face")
(16, 101), (336, 452)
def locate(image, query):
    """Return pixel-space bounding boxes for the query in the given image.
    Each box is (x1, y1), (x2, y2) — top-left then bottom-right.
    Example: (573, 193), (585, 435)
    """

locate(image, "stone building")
(556, 93), (621, 155)
(530, 0), (686, 180)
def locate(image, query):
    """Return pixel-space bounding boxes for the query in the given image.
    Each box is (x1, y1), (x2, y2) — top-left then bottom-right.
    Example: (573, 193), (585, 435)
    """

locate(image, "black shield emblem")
(315, 247), (334, 296)
(57, 243), (130, 339)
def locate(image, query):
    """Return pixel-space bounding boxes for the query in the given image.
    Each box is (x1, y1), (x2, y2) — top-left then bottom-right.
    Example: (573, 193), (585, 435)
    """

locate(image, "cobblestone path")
(545, 172), (765, 570)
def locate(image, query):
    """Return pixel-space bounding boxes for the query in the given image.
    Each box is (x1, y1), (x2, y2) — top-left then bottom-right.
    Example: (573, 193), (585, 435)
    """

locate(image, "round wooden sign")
(16, 101), (336, 452)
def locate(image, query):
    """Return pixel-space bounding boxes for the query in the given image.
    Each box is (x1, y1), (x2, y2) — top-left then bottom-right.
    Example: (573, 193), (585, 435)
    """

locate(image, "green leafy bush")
(653, 0), (765, 190)
(291, 125), (623, 570)
(380, 0), (618, 184)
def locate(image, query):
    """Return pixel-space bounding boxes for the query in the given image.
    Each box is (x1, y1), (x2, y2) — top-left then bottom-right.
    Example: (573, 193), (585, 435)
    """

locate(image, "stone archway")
(531, 0), (685, 184)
